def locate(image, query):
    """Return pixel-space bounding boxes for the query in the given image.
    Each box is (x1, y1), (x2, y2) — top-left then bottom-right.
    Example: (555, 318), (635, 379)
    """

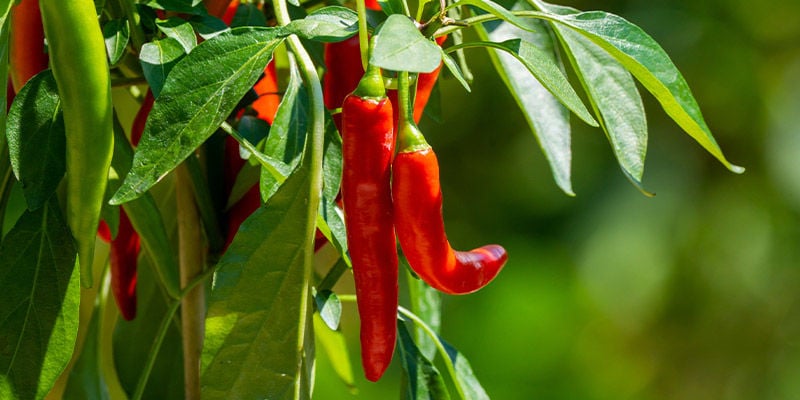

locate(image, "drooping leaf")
(202, 164), (314, 399)
(111, 27), (287, 205)
(440, 339), (490, 400)
(315, 114), (348, 261)
(139, 37), (186, 98)
(531, 0), (650, 192)
(397, 319), (450, 400)
(102, 18), (130, 65)
(314, 290), (342, 331)
(371, 14), (442, 73)
(285, 6), (358, 42)
(156, 17), (198, 53)
(475, 17), (575, 194)
(0, 200), (79, 400)
(404, 262), (441, 360)
(534, 2), (743, 173)
(7, 70), (66, 211)
(440, 49), (471, 92)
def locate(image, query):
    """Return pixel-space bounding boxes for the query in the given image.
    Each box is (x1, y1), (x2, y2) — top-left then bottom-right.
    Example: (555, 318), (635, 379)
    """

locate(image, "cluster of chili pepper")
(326, 12), (508, 382)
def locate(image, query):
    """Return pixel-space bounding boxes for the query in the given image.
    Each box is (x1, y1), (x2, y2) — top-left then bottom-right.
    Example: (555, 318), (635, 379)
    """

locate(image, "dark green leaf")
(377, 0), (404, 16)
(103, 18), (130, 65)
(397, 320), (450, 400)
(62, 303), (109, 400)
(143, 0), (205, 14)
(0, 200), (79, 400)
(534, 0), (649, 192)
(440, 339), (489, 400)
(440, 50), (471, 92)
(371, 15), (442, 73)
(7, 70), (66, 211)
(230, 3), (267, 28)
(404, 263), (441, 360)
(156, 17), (198, 53)
(189, 14), (230, 40)
(139, 37), (186, 98)
(313, 313), (355, 391)
(535, 3), (743, 173)
(315, 114), (349, 261)
(475, 16), (574, 194)
(201, 164), (314, 399)
(314, 289), (342, 330)
(286, 6), (358, 42)
(111, 27), (287, 205)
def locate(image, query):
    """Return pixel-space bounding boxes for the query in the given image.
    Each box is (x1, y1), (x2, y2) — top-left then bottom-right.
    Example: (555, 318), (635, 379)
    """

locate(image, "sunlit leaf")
(371, 15), (442, 73)
(397, 319), (450, 400)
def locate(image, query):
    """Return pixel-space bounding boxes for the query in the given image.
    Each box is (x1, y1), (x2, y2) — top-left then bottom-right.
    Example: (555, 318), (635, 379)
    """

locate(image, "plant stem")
(175, 162), (206, 400)
(356, 0), (369, 71)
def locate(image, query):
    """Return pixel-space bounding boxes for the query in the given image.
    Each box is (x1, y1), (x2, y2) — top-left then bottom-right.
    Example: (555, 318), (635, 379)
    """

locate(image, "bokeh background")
(315, 0), (800, 398)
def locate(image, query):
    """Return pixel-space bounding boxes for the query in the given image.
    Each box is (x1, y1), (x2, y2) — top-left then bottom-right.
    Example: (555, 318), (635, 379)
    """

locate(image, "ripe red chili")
(341, 65), (398, 382)
(9, 0), (49, 93)
(323, 35), (364, 131)
(252, 61), (280, 124)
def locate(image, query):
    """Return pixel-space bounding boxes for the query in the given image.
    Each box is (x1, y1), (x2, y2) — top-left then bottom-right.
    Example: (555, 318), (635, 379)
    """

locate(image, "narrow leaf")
(475, 17), (574, 194)
(111, 27), (287, 205)
(7, 70), (66, 210)
(202, 164), (314, 399)
(0, 200), (79, 400)
(440, 339), (490, 400)
(397, 320), (450, 400)
(535, 2), (743, 172)
(532, 0), (649, 191)
(404, 264), (441, 360)
(371, 15), (442, 73)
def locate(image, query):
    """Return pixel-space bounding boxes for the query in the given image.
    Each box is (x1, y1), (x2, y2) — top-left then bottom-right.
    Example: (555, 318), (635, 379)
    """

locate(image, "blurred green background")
(315, 0), (800, 398)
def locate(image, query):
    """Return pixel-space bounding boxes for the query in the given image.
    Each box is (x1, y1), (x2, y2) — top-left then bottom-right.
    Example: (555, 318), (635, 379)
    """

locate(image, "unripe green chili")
(40, 0), (114, 287)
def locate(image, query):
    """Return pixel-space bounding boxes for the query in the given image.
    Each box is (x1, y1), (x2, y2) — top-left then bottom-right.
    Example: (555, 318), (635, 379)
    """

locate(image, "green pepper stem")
(353, 62), (385, 99)
(397, 71), (429, 152)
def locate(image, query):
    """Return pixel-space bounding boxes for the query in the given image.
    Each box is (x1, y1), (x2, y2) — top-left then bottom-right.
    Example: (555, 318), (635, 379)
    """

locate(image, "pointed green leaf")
(313, 290), (342, 331)
(404, 264), (441, 360)
(440, 339), (489, 400)
(285, 6), (358, 42)
(440, 49), (471, 92)
(371, 15), (442, 73)
(447, 39), (597, 127)
(229, 3), (267, 28)
(397, 320), (450, 400)
(202, 164), (314, 399)
(475, 18), (574, 194)
(189, 14), (230, 40)
(103, 19), (130, 65)
(0, 200), (79, 400)
(7, 70), (66, 211)
(111, 27), (287, 205)
(535, 2), (743, 173)
(533, 0), (649, 191)
(156, 17), (198, 53)
(139, 37), (186, 98)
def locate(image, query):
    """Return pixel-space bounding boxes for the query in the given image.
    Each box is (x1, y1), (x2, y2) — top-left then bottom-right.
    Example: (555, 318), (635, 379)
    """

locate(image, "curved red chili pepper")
(342, 66), (398, 382)
(9, 0), (49, 93)
(393, 147), (507, 295)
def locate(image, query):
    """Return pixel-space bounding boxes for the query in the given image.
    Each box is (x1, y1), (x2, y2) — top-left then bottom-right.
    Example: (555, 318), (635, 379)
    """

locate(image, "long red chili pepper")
(323, 35), (365, 132)
(342, 63), (398, 382)
(392, 73), (507, 295)
(9, 0), (49, 93)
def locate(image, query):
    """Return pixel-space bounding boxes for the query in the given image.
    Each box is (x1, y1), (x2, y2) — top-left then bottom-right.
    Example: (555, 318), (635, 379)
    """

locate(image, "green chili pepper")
(40, 0), (114, 287)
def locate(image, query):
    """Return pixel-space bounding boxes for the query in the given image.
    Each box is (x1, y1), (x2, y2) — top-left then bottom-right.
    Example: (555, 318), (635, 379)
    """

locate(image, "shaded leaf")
(286, 6), (358, 42)
(7, 70), (66, 211)
(111, 27), (287, 205)
(139, 37), (186, 98)
(397, 320), (450, 400)
(0, 200), (79, 400)
(103, 19), (130, 65)
(314, 290), (341, 331)
(404, 262), (441, 360)
(189, 14), (230, 39)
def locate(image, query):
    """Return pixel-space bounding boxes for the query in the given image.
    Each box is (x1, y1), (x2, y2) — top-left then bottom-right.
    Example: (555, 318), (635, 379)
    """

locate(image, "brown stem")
(176, 162), (206, 400)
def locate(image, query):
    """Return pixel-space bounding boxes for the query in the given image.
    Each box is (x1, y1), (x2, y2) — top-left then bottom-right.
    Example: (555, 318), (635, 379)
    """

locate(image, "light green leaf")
(103, 18), (130, 65)
(440, 49), (471, 92)
(440, 339), (490, 400)
(156, 17), (198, 53)
(111, 27), (287, 205)
(371, 14), (442, 73)
(475, 16), (573, 194)
(285, 6), (358, 42)
(532, 0), (650, 192)
(7, 70), (66, 211)
(202, 164), (314, 399)
(313, 313), (355, 391)
(404, 263), (441, 360)
(313, 290), (341, 331)
(535, 2), (743, 173)
(139, 37), (185, 98)
(0, 200), (79, 400)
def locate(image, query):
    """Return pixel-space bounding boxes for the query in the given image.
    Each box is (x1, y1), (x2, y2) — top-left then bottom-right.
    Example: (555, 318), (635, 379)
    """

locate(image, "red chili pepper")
(221, 0), (240, 25)
(341, 64), (398, 382)
(9, 0), (49, 93)
(109, 211), (140, 320)
(203, 0), (235, 20)
(323, 35), (364, 132)
(392, 72), (507, 295)
(252, 61), (280, 124)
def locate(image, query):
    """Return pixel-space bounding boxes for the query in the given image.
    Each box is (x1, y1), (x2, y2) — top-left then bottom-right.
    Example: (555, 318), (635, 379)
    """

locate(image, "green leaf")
(110, 118), (181, 298)
(532, 0), (650, 192)
(103, 18), (130, 65)
(315, 114), (349, 262)
(62, 302), (109, 400)
(535, 2), (743, 173)
(111, 27), (287, 205)
(448, 39), (596, 127)
(285, 6), (358, 42)
(397, 320), (450, 400)
(156, 17), (198, 53)
(7, 70), (66, 211)
(404, 263), (441, 360)
(143, 0), (205, 14)
(314, 290), (342, 331)
(0, 200), (79, 400)
(440, 50), (471, 92)
(189, 14), (230, 39)
(475, 17), (573, 194)
(440, 339), (489, 400)
(371, 14), (442, 73)
(313, 313), (355, 391)
(139, 37), (186, 98)
(202, 164), (314, 399)
(230, 3), (267, 28)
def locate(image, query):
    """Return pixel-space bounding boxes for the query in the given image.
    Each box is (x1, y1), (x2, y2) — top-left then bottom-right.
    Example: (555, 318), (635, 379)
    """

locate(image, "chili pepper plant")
(0, 0), (741, 398)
